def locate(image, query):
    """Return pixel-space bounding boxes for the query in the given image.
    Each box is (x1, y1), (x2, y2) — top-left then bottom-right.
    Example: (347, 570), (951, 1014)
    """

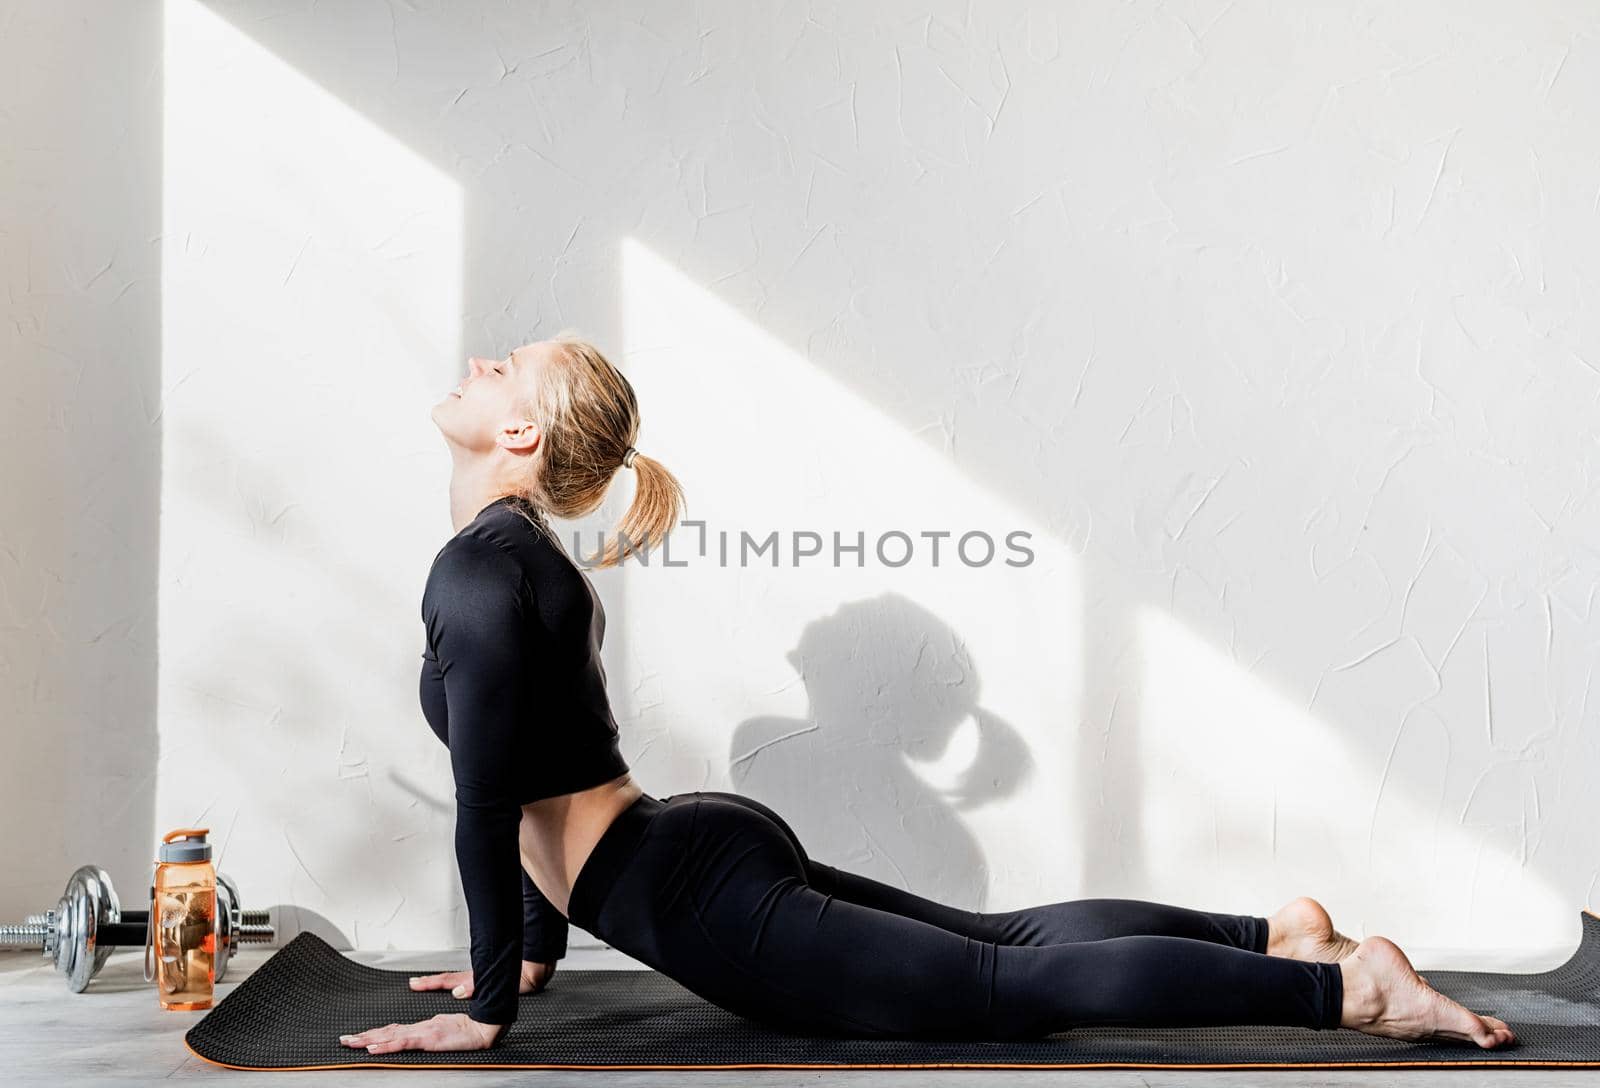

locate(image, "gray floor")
(3, 942), (1596, 1086)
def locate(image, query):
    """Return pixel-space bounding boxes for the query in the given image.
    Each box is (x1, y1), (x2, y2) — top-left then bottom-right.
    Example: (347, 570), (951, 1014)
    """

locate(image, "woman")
(340, 332), (1516, 1055)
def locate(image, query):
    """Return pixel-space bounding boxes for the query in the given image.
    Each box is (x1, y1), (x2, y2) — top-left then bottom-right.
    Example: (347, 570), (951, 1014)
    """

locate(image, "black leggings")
(566, 790), (1344, 1040)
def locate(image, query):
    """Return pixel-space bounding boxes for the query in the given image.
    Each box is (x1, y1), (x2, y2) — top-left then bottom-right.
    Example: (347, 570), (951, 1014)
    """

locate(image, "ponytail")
(587, 450), (684, 569)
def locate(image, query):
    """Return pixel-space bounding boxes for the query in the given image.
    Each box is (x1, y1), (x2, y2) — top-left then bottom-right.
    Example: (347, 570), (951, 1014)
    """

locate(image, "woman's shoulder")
(421, 531), (527, 627)
(426, 507), (592, 620)
(428, 499), (553, 572)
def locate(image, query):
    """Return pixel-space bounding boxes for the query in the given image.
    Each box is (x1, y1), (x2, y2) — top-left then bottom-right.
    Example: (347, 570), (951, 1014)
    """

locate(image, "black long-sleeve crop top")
(419, 494), (630, 1026)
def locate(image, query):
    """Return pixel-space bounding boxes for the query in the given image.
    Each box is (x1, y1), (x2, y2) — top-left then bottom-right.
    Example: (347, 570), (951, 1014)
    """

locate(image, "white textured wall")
(1, 1), (163, 924)
(8, 0), (1600, 968)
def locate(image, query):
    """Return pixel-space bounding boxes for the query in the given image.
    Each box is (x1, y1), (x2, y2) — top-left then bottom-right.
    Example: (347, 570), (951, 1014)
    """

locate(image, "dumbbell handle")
(0, 919), (149, 949)
(111, 908), (270, 925)
(0, 923), (52, 948)
(1, 908), (270, 949)
(112, 908), (270, 930)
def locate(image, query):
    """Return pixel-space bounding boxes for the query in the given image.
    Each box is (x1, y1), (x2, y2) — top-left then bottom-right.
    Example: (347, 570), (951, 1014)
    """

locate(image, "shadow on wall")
(727, 593), (1033, 911)
(261, 907), (351, 951)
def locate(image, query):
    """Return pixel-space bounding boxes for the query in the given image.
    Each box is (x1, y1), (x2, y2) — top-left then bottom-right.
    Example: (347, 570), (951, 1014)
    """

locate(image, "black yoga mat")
(186, 909), (1600, 1070)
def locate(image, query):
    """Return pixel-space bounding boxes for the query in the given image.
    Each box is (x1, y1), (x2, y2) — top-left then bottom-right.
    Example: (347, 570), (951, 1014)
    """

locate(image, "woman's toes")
(1426, 983), (1513, 1048)
(1455, 1007), (1499, 1047)
(1480, 1014), (1516, 1045)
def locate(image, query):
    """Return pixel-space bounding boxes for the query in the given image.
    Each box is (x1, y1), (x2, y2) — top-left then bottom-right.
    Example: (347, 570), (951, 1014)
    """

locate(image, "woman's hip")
(570, 792), (809, 947)
(571, 791), (805, 919)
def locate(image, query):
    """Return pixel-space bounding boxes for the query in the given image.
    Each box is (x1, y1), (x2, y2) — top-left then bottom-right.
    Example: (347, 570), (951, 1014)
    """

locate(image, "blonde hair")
(501, 328), (684, 569)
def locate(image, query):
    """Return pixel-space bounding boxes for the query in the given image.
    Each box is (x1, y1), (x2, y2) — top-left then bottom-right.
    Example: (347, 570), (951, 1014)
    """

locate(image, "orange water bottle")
(143, 827), (217, 1010)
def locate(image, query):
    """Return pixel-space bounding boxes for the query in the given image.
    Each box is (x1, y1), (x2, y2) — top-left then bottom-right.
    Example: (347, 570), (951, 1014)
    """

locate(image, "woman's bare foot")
(1266, 896), (1360, 962)
(1339, 935), (1516, 1048)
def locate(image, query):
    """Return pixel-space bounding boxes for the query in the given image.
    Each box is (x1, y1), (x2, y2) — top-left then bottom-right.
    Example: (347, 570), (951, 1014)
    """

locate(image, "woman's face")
(432, 342), (548, 454)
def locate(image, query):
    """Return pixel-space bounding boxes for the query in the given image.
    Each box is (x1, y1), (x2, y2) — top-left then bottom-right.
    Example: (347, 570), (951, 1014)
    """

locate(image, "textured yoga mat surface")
(186, 909), (1600, 1070)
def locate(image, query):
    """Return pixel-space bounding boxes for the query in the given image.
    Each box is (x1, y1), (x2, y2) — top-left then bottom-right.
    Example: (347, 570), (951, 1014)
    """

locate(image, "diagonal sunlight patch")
(160, 0), (463, 952)
(612, 237), (1084, 911)
(1139, 606), (1569, 966)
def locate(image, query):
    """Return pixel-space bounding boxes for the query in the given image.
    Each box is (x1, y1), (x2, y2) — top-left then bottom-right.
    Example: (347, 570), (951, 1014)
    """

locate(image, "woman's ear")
(499, 419), (541, 454)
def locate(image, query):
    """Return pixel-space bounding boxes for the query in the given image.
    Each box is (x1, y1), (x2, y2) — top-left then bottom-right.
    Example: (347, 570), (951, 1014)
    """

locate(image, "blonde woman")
(338, 332), (1516, 1054)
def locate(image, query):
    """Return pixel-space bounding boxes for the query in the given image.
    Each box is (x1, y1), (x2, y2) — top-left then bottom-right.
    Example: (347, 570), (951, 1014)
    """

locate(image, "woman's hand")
(339, 1013), (503, 1054)
(340, 961), (557, 1053)
(408, 959), (557, 999)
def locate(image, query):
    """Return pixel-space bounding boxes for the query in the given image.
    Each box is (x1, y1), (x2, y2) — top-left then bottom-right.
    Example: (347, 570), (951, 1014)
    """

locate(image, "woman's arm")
(424, 650), (567, 966)
(522, 867), (568, 963)
(424, 533), (539, 1029)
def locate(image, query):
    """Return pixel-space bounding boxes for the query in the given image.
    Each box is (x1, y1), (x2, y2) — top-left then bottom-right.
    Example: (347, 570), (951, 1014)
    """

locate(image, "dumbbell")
(0, 864), (273, 992)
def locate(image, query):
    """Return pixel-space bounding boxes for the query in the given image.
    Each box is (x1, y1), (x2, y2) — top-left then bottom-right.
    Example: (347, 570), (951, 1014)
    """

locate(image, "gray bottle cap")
(159, 834), (212, 863)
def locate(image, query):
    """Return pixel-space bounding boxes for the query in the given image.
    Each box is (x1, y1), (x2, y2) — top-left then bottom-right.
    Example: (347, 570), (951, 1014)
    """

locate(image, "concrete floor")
(3, 942), (1595, 1086)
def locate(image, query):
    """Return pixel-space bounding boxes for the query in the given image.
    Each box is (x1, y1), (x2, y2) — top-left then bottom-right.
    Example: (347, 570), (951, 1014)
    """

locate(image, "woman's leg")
(696, 791), (1266, 952)
(673, 794), (1342, 1040)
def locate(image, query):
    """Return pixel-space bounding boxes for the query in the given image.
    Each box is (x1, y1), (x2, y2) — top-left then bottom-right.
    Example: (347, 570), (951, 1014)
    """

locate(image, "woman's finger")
(409, 970), (467, 991)
(370, 1025), (402, 1047)
(365, 1028), (417, 1055)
